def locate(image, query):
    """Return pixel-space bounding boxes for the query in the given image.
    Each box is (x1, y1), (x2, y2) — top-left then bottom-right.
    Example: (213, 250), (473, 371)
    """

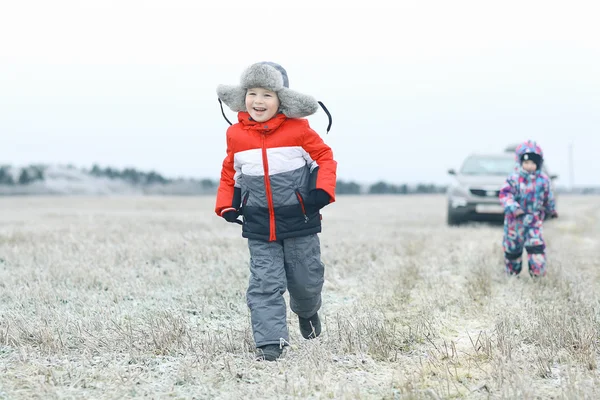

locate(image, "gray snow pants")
(246, 234), (324, 347)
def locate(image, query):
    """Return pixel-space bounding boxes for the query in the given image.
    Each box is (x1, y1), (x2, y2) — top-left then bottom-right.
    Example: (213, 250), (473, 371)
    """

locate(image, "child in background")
(499, 140), (557, 277)
(215, 62), (337, 361)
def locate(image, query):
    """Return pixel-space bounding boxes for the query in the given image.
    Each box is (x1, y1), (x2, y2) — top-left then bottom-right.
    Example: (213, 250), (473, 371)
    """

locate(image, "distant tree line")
(337, 180), (447, 195)
(88, 164), (216, 190)
(0, 165), (45, 185)
(336, 180), (362, 194)
(90, 164), (169, 185)
(0, 164), (444, 194)
(4, 164), (598, 195)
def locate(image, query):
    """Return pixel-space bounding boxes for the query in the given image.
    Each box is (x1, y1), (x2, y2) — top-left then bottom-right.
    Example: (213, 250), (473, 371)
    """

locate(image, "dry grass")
(0, 195), (599, 399)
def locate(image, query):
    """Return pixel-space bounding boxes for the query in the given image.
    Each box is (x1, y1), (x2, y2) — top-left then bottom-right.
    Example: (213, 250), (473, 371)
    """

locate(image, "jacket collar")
(238, 112), (287, 133)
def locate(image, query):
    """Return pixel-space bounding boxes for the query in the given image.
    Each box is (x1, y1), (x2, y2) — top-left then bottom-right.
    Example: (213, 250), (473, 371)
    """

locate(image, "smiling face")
(245, 88), (280, 122)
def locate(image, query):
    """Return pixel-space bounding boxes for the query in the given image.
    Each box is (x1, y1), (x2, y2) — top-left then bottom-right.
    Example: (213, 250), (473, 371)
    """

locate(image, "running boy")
(215, 62), (337, 361)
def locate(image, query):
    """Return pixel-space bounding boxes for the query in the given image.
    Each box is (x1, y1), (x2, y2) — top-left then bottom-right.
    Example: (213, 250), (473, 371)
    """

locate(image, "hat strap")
(218, 98), (233, 126)
(219, 98), (332, 133)
(318, 101), (332, 134)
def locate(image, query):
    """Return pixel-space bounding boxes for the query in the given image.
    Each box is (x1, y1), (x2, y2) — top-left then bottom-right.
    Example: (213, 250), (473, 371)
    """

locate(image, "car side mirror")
(448, 169), (457, 176)
(550, 174), (559, 180)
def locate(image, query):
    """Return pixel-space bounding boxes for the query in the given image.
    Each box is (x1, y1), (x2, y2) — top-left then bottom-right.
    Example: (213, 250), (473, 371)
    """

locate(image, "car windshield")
(460, 156), (516, 176)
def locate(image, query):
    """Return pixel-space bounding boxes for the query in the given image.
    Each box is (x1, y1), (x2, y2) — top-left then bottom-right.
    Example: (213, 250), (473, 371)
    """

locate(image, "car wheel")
(447, 206), (464, 226)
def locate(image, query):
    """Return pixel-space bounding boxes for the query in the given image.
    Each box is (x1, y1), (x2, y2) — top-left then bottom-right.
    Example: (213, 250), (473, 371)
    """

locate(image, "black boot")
(299, 313), (321, 339)
(255, 344), (283, 361)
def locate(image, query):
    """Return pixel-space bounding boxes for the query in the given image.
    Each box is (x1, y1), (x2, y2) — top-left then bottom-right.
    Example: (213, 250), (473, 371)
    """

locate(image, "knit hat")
(515, 140), (544, 170)
(217, 62), (319, 119)
(521, 152), (542, 169)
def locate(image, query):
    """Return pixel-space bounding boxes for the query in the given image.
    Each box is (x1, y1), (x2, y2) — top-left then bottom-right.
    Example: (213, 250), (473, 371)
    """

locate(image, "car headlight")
(448, 184), (469, 208)
(449, 196), (468, 208)
(447, 183), (469, 197)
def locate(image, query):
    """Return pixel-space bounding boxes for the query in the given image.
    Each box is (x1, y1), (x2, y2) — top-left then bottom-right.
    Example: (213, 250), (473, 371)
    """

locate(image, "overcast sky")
(1, 0), (598, 186)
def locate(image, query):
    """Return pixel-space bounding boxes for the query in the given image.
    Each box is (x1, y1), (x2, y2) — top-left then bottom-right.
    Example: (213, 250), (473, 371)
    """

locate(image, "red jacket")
(216, 112), (337, 241)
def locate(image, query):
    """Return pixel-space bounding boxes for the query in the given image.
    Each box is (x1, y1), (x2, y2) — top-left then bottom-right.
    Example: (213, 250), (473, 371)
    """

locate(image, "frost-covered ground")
(0, 195), (598, 399)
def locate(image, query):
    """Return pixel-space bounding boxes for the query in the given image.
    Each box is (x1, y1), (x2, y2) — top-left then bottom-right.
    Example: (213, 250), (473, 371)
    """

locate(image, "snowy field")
(0, 195), (599, 399)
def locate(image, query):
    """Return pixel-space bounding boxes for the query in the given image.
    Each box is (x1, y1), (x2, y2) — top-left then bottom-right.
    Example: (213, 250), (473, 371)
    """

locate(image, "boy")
(499, 140), (557, 277)
(215, 62), (337, 361)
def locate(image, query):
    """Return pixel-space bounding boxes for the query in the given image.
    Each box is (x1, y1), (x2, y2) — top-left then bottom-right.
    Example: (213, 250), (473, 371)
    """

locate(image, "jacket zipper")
(240, 191), (250, 223)
(261, 134), (277, 241)
(295, 189), (309, 223)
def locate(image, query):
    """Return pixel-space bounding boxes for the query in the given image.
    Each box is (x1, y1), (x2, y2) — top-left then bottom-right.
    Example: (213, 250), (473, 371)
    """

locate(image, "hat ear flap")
(217, 85), (247, 112)
(277, 88), (319, 118)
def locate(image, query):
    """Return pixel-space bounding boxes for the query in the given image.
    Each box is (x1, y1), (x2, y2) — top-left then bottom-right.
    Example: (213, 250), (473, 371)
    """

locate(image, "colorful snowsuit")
(499, 141), (556, 276)
(215, 111), (337, 347)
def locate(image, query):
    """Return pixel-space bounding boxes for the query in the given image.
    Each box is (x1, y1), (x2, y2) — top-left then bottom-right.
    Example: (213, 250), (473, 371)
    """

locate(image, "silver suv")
(446, 151), (557, 225)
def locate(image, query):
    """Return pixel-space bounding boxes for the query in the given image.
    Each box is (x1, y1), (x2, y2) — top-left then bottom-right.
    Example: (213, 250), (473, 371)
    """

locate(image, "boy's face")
(522, 160), (537, 173)
(245, 87), (280, 122)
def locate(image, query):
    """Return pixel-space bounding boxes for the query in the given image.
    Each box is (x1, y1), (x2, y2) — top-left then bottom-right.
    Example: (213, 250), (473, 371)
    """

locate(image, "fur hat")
(217, 62), (319, 118)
